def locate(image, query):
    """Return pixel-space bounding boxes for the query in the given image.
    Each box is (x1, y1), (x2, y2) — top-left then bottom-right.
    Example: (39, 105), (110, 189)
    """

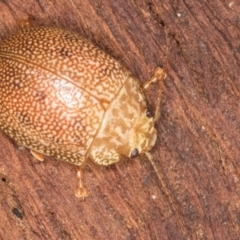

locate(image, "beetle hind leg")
(75, 167), (89, 199)
(31, 149), (45, 161)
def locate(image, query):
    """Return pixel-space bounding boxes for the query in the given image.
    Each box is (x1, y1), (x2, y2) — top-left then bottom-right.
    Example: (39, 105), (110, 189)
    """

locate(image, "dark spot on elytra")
(13, 81), (21, 89)
(59, 47), (72, 58)
(18, 112), (31, 125)
(34, 90), (47, 102)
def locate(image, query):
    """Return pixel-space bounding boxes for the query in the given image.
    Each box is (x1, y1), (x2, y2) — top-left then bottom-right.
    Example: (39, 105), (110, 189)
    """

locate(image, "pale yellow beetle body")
(0, 27), (165, 197)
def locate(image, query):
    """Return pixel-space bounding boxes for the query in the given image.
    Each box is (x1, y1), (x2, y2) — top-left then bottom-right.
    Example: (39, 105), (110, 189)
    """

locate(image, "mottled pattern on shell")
(0, 27), (130, 165)
(90, 76), (147, 165)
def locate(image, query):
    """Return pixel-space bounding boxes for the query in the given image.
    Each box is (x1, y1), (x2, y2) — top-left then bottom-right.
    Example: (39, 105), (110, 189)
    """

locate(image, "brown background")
(0, 0), (239, 239)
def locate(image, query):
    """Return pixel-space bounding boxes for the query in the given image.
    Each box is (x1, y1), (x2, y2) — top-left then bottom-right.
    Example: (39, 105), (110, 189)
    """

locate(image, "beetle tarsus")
(75, 168), (89, 199)
(143, 67), (166, 90)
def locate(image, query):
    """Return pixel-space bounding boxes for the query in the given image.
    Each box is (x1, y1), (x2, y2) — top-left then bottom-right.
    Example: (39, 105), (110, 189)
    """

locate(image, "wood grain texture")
(0, 0), (239, 239)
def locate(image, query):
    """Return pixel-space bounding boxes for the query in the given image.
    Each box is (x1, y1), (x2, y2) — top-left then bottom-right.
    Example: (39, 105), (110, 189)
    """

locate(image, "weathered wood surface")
(0, 0), (239, 239)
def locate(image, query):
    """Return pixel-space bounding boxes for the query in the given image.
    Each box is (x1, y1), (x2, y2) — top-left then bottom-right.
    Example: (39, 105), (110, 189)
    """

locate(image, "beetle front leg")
(143, 67), (167, 122)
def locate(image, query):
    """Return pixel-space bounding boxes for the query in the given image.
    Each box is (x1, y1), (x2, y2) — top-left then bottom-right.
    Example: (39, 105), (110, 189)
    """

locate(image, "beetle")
(0, 27), (166, 198)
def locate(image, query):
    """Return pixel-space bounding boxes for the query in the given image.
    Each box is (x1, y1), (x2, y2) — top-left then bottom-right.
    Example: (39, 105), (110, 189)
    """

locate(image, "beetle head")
(118, 110), (157, 158)
(130, 110), (157, 156)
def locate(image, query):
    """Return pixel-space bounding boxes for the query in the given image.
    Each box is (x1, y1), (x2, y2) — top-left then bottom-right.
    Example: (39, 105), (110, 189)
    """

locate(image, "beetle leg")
(75, 167), (89, 199)
(18, 16), (34, 28)
(143, 67), (167, 122)
(143, 67), (166, 90)
(31, 150), (45, 161)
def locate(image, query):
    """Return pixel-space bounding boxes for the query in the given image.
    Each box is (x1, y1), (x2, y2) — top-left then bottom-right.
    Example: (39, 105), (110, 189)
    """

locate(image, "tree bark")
(0, 0), (239, 239)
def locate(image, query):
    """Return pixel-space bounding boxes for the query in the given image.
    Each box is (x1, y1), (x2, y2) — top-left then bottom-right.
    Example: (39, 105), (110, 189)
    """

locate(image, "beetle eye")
(130, 148), (139, 158)
(146, 109), (153, 118)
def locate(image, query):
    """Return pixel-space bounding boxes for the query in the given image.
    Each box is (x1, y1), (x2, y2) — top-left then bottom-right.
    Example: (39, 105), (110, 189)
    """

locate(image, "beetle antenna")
(145, 151), (186, 233)
(145, 152), (168, 192)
